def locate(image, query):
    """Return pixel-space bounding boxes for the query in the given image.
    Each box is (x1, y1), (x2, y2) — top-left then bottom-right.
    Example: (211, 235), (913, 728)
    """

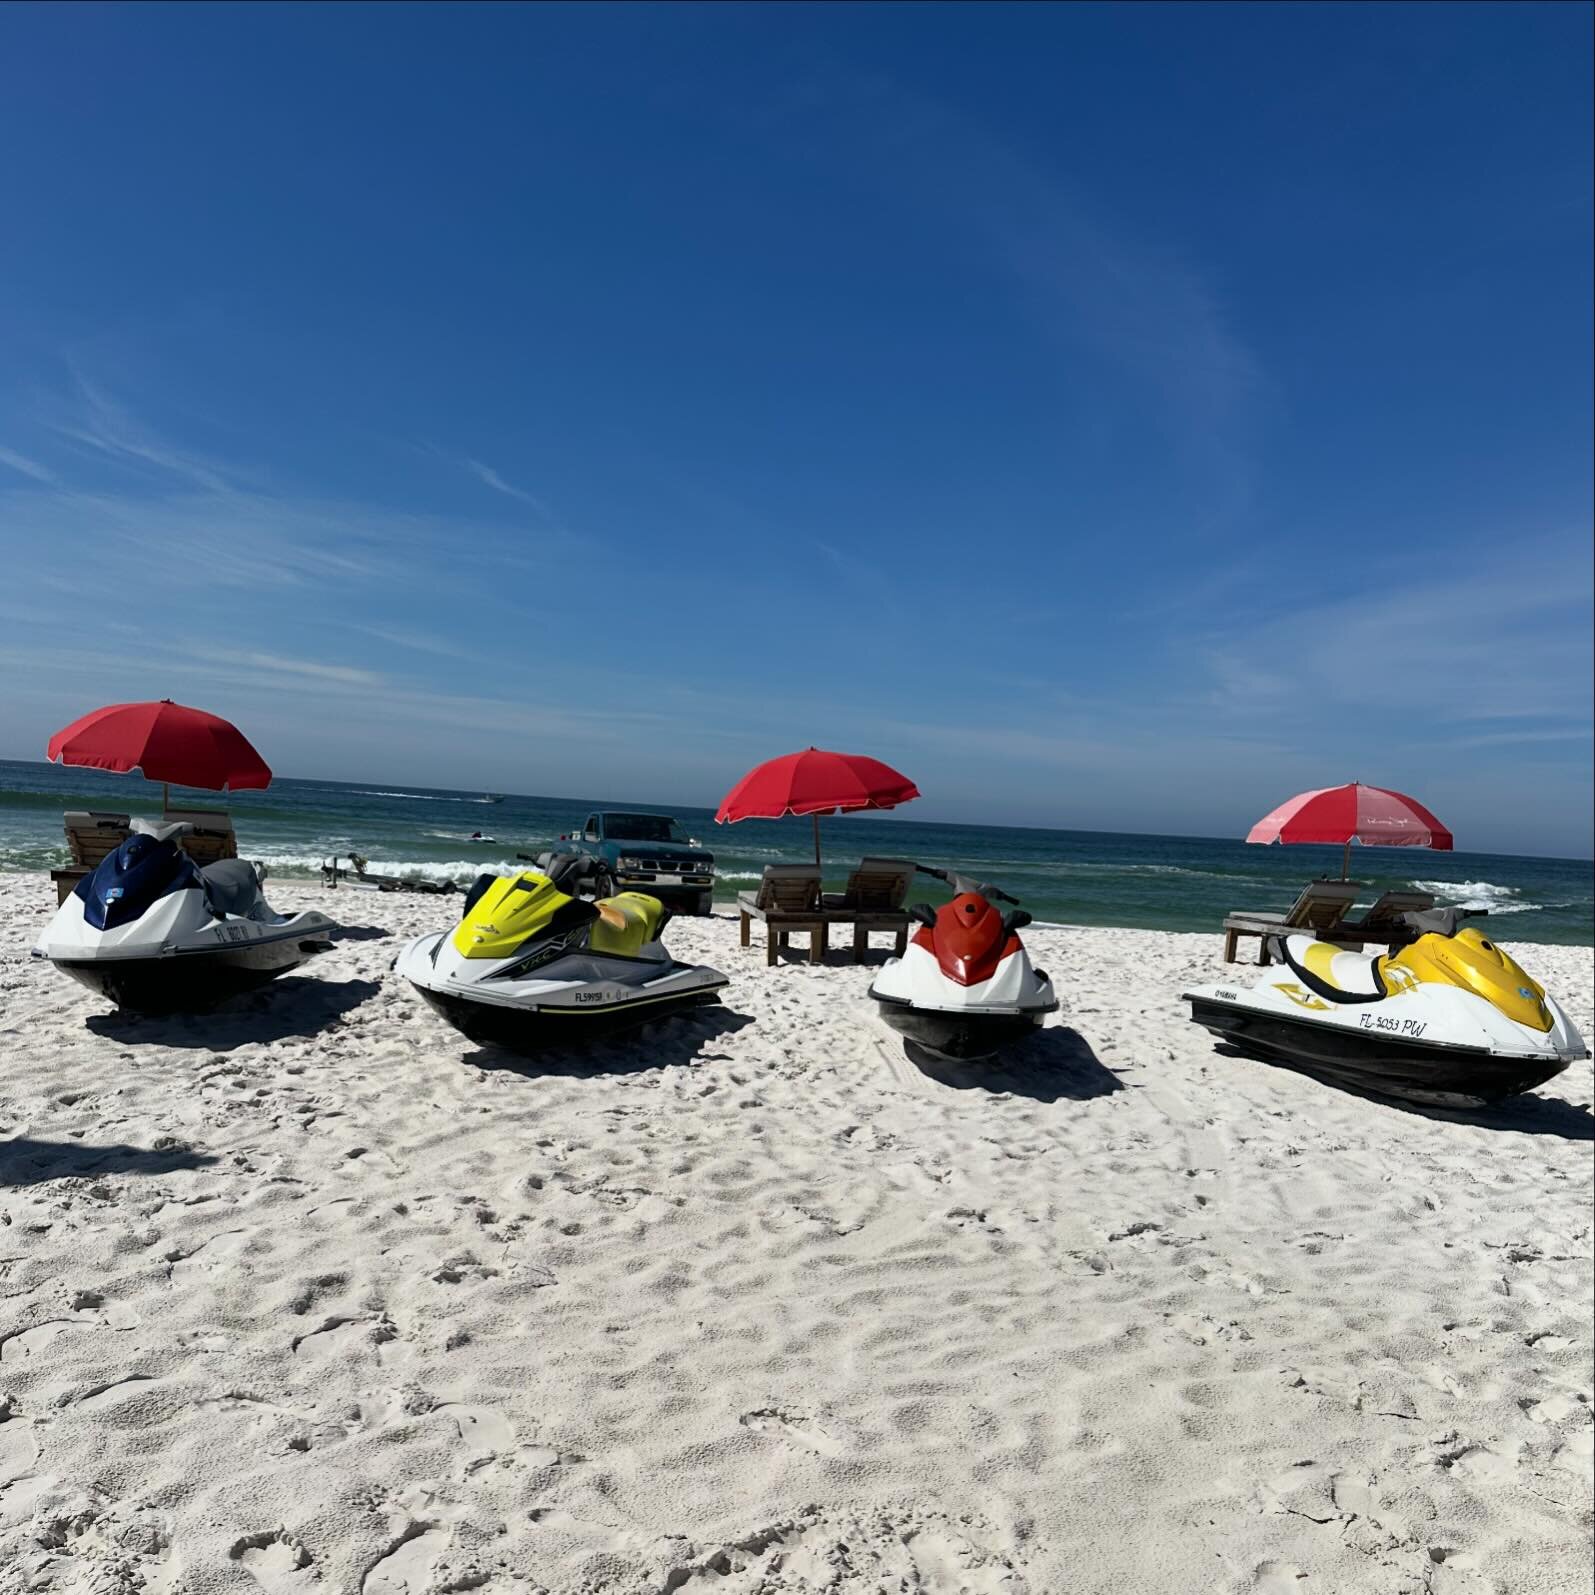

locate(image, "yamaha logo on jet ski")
(394, 853), (728, 1052)
(31, 819), (336, 1013)
(1183, 907), (1589, 1106)
(869, 864), (1058, 1062)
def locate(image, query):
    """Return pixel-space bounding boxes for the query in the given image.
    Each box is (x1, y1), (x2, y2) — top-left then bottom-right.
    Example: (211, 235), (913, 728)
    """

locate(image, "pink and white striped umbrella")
(1247, 783), (1453, 878)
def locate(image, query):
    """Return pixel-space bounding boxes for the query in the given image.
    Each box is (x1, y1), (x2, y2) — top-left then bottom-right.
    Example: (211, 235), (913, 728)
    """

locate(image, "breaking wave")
(346, 790), (497, 804)
(1410, 879), (1542, 915)
(254, 851), (516, 882)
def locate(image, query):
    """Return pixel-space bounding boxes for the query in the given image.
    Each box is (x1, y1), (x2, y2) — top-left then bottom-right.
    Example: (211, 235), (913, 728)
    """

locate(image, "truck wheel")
(595, 870), (618, 901)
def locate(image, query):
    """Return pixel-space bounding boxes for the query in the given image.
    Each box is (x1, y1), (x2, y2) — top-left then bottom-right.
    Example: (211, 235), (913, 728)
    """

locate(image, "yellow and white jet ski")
(1184, 909), (1587, 1105)
(395, 854), (726, 1051)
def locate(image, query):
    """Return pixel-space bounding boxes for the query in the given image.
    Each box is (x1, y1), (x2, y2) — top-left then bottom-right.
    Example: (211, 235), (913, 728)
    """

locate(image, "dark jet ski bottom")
(414, 980), (724, 1054)
(874, 992), (1049, 1062)
(54, 936), (333, 1014)
(1188, 995), (1570, 1106)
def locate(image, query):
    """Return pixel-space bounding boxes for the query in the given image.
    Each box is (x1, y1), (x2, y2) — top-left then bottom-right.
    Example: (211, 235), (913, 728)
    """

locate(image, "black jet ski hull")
(53, 937), (333, 1014)
(412, 982), (724, 1054)
(873, 994), (1050, 1062)
(1188, 995), (1571, 1106)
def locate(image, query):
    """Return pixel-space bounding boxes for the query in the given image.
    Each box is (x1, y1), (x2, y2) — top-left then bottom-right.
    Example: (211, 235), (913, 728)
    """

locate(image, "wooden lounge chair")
(1322, 889), (1439, 949)
(1222, 879), (1361, 965)
(160, 807), (239, 867)
(50, 810), (133, 904)
(821, 856), (915, 962)
(50, 807), (244, 904)
(737, 864), (827, 966)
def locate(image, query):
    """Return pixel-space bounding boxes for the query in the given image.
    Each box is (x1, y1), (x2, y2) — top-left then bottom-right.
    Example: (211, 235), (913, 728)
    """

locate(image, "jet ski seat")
(590, 892), (665, 957)
(1276, 934), (1388, 1004)
(200, 858), (274, 922)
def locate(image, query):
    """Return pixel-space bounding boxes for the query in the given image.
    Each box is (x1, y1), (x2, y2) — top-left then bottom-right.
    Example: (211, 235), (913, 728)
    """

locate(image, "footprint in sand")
(739, 1407), (843, 1457)
(363, 1526), (451, 1594)
(1252, 1563), (1307, 1594)
(436, 1403), (513, 1453)
(0, 1472), (56, 1531)
(230, 1529), (320, 1593)
(1, 1320), (85, 1362)
(169, 1230), (252, 1278)
(1524, 1391), (1585, 1424)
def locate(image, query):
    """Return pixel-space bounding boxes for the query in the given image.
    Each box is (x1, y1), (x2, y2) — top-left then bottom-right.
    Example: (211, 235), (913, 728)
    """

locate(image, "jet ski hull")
(872, 992), (1051, 1061)
(410, 978), (725, 1053)
(51, 935), (333, 1014)
(1187, 994), (1572, 1106)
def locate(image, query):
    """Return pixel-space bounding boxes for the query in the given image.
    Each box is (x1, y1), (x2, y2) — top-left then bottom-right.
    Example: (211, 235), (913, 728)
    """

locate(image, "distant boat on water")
(483, 794), (505, 804)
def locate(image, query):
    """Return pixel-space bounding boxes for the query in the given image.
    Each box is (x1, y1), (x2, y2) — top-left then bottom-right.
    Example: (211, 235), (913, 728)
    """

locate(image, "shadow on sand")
(462, 1005), (757, 1080)
(1, 1135), (219, 1187)
(1214, 1044), (1594, 1141)
(85, 977), (382, 1051)
(326, 923), (392, 943)
(901, 1024), (1123, 1104)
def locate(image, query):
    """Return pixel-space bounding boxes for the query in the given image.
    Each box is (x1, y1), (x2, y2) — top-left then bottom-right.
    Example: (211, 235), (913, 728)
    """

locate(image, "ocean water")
(1, 759), (1589, 945)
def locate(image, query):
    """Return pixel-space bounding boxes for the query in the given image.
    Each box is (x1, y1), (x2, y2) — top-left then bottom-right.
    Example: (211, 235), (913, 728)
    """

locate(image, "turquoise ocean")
(1, 759), (1589, 945)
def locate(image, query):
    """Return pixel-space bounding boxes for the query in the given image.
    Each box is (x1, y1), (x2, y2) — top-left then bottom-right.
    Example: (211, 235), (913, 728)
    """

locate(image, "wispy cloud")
(414, 441), (562, 523)
(0, 445), (57, 485)
(782, 74), (1266, 518)
(349, 624), (478, 661)
(463, 457), (546, 511)
(50, 374), (237, 494)
(241, 652), (383, 686)
(1194, 538), (1594, 729)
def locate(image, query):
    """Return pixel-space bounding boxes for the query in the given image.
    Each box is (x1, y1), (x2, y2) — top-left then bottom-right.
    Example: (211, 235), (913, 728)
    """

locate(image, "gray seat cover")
(131, 816), (194, 844)
(201, 858), (268, 920)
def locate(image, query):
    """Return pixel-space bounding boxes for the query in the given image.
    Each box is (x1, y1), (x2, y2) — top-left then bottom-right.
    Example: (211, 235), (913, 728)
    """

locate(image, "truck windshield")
(603, 814), (690, 844)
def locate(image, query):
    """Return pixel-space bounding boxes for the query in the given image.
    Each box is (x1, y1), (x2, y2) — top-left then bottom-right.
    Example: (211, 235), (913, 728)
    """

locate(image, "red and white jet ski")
(868, 866), (1058, 1060)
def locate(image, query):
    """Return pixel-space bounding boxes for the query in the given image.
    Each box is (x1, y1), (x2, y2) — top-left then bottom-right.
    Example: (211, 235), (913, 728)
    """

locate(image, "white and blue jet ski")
(33, 819), (335, 1012)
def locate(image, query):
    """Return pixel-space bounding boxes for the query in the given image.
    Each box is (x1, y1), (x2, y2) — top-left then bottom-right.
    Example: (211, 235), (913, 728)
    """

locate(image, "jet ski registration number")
(1358, 1014), (1426, 1037)
(214, 924), (251, 943)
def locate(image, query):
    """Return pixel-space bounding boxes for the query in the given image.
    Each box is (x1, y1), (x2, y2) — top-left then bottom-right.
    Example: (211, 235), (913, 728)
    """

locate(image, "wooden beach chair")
(1323, 888), (1438, 949)
(821, 856), (915, 962)
(160, 808), (240, 866)
(1222, 879), (1361, 965)
(737, 864), (828, 966)
(51, 810), (133, 904)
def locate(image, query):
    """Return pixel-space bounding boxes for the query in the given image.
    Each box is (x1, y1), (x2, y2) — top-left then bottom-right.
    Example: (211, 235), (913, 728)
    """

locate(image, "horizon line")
(2, 754), (1590, 866)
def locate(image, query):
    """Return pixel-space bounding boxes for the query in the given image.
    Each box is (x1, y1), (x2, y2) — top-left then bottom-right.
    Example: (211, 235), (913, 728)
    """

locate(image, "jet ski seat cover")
(590, 892), (665, 957)
(200, 858), (270, 920)
(130, 816), (194, 844)
(1281, 935), (1386, 1002)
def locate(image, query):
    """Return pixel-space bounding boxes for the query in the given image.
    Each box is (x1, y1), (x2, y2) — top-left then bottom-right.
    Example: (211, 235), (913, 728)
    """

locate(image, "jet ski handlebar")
(1396, 905), (1489, 941)
(911, 862), (1020, 906)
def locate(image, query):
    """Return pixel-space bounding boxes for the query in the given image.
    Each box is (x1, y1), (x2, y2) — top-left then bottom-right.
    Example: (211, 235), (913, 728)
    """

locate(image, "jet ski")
(1184, 908), (1589, 1105)
(33, 819), (335, 1012)
(395, 853), (727, 1051)
(868, 866), (1058, 1061)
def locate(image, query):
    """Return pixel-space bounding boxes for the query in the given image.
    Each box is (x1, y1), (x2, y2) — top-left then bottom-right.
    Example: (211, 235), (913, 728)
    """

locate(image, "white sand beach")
(1, 870), (1590, 1595)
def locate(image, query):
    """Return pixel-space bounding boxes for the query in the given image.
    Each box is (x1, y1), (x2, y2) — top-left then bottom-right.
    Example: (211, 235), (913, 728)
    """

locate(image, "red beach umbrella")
(47, 698), (273, 808)
(716, 746), (921, 864)
(1246, 782), (1453, 879)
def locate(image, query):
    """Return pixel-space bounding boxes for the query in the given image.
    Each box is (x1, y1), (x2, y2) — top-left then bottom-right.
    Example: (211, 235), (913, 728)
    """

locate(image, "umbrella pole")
(1342, 840), (1350, 881)
(813, 812), (822, 868)
(162, 781), (169, 815)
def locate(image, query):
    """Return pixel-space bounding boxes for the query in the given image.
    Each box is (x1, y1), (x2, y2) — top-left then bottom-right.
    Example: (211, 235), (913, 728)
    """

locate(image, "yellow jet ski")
(395, 854), (727, 1051)
(1184, 909), (1588, 1105)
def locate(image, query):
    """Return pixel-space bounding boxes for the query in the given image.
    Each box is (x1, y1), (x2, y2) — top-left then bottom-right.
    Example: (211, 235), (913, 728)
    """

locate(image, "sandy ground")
(0, 869), (1590, 1595)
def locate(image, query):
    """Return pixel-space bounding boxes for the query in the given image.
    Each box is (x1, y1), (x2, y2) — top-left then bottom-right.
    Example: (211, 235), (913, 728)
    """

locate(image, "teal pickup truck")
(560, 812), (716, 916)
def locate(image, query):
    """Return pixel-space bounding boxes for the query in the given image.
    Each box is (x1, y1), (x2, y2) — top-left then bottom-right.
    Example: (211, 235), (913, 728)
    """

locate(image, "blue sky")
(1, 2), (1590, 856)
